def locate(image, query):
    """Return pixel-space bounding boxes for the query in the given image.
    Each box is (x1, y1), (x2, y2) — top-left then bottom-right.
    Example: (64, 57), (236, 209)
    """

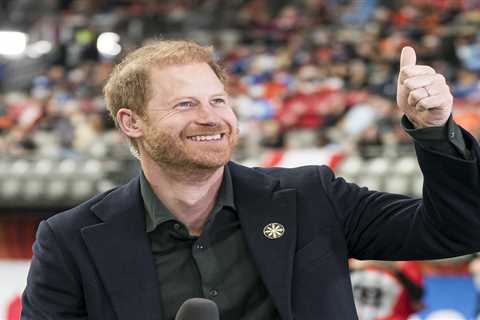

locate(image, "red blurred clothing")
(276, 88), (342, 130)
(263, 81), (288, 101)
(381, 262), (423, 320)
(7, 295), (22, 320)
(351, 261), (424, 320)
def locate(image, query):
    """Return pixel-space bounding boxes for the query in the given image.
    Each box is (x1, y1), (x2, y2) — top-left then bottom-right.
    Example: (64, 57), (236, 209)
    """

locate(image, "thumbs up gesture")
(396, 46), (453, 128)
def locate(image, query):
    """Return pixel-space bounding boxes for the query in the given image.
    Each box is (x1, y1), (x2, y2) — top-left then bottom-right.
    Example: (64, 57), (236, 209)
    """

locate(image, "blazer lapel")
(81, 177), (163, 320)
(229, 162), (297, 320)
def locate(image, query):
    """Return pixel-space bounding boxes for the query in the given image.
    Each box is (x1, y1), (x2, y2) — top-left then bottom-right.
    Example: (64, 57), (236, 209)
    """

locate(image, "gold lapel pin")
(263, 222), (285, 239)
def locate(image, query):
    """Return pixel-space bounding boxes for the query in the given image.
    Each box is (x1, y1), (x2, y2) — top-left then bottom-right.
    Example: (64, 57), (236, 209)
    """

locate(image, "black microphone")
(174, 298), (219, 320)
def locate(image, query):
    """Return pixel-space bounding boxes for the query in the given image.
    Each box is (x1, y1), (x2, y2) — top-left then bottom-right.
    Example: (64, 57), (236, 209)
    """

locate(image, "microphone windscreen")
(174, 298), (219, 320)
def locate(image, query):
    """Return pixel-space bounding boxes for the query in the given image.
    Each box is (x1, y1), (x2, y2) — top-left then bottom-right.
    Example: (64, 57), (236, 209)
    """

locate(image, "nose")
(195, 101), (221, 127)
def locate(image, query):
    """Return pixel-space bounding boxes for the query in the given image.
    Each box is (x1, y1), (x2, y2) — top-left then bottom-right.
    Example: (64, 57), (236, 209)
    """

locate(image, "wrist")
(405, 113), (424, 129)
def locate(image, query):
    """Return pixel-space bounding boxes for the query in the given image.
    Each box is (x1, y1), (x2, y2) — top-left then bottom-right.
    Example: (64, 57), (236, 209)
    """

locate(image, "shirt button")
(173, 223), (181, 230)
(209, 289), (218, 297)
(449, 131), (455, 139)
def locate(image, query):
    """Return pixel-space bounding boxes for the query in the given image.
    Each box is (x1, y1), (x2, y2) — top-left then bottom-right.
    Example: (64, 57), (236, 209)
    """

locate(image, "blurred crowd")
(1, 2), (480, 318)
(0, 0), (480, 162)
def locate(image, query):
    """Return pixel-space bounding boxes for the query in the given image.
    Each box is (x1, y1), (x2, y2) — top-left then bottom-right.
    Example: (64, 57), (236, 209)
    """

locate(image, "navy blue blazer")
(22, 133), (480, 320)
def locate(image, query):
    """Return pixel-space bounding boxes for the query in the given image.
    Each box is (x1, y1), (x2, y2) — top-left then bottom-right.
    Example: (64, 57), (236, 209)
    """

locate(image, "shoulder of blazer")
(45, 176), (140, 234)
(251, 164), (335, 189)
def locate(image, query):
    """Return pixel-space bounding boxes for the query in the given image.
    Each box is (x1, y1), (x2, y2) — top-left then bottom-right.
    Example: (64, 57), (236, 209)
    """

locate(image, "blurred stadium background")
(0, 0), (480, 319)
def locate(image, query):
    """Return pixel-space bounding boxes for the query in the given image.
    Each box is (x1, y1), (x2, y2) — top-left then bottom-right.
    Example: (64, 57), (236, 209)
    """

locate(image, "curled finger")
(408, 86), (433, 106)
(403, 75), (436, 91)
(415, 95), (449, 111)
(399, 65), (436, 84)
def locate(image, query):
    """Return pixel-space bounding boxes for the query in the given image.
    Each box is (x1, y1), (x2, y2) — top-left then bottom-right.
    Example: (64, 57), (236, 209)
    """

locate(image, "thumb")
(400, 46), (416, 69)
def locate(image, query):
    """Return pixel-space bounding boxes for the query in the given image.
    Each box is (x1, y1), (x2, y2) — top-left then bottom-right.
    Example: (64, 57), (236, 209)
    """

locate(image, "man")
(21, 40), (480, 320)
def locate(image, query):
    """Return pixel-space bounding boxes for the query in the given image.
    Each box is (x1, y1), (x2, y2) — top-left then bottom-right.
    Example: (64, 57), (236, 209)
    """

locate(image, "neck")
(140, 156), (225, 236)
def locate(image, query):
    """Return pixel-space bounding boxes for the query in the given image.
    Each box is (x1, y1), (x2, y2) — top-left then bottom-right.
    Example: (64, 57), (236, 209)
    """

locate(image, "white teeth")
(188, 134), (222, 141)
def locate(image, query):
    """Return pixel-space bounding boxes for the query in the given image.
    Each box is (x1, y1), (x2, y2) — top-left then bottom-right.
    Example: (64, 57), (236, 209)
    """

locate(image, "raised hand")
(396, 46), (453, 128)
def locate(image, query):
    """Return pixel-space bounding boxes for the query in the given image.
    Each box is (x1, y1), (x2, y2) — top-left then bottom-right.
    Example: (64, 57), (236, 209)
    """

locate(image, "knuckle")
(436, 74), (446, 83)
(399, 71), (409, 82)
(402, 67), (414, 78)
(411, 90), (421, 100)
(402, 66), (418, 79)
(401, 65), (414, 73)
(417, 98), (429, 108)
(426, 66), (436, 74)
(417, 65), (435, 74)
(436, 85), (449, 96)
(408, 95), (415, 105)
(403, 79), (414, 90)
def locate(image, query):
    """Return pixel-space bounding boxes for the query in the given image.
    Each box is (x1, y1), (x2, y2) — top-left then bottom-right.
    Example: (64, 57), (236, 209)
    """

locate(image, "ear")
(116, 108), (144, 139)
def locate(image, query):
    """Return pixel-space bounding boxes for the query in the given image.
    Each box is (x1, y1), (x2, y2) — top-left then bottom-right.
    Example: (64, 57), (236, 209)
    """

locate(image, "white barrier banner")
(0, 260), (30, 320)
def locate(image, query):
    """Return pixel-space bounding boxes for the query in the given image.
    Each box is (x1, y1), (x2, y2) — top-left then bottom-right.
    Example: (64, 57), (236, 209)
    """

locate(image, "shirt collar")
(140, 166), (235, 233)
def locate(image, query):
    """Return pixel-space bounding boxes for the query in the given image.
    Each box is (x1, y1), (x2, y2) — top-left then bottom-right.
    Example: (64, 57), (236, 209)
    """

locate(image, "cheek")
(220, 107), (238, 128)
(143, 117), (181, 139)
(155, 109), (183, 122)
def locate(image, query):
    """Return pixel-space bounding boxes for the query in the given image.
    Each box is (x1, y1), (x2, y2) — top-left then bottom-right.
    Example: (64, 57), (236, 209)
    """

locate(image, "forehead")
(149, 63), (225, 100)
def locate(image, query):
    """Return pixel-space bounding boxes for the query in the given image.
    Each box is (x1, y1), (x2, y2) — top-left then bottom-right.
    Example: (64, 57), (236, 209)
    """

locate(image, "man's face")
(138, 63), (238, 171)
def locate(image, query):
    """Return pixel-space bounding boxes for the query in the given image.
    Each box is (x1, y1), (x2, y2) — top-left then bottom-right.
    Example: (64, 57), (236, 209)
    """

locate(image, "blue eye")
(176, 101), (195, 109)
(212, 98), (226, 105)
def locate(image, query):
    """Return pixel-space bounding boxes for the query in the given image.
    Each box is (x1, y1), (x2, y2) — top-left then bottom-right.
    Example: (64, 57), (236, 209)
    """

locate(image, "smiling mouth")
(186, 133), (225, 142)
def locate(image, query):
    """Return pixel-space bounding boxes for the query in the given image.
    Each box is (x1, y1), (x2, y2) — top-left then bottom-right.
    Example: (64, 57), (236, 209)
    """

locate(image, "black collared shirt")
(140, 167), (278, 320)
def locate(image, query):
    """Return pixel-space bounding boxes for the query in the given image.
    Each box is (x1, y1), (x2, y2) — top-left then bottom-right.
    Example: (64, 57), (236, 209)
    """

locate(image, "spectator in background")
(453, 68), (480, 101)
(0, 95), (12, 133)
(276, 64), (345, 148)
(350, 260), (424, 320)
(1, 0), (479, 162)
